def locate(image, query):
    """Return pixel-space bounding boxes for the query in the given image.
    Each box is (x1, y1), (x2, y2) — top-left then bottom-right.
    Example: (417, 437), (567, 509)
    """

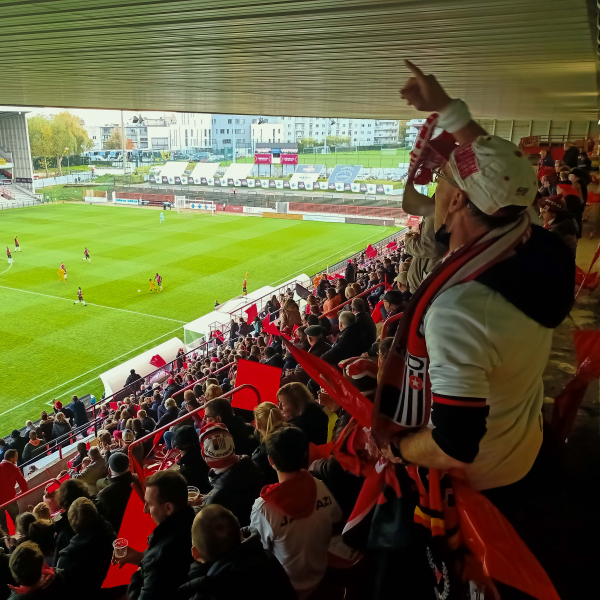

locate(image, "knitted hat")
(199, 423), (236, 469)
(339, 357), (378, 398)
(122, 429), (135, 443)
(108, 452), (130, 475)
(167, 378), (174, 385)
(540, 195), (566, 214)
(174, 426), (200, 450)
(54, 401), (62, 410)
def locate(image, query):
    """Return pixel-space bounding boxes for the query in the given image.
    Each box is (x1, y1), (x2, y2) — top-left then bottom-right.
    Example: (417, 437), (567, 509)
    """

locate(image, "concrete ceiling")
(1, 0), (598, 120)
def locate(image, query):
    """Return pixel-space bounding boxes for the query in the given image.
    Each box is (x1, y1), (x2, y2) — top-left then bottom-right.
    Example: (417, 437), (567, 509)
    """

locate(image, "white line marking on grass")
(0, 285), (187, 323)
(0, 260), (13, 276)
(269, 227), (391, 286)
(0, 326), (183, 417)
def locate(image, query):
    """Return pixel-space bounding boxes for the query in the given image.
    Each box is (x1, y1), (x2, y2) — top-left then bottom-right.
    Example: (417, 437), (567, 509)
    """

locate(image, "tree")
(298, 137), (317, 152)
(28, 116), (54, 177)
(50, 121), (76, 176)
(54, 112), (93, 154)
(104, 128), (134, 150)
(397, 120), (408, 147)
(326, 135), (351, 148)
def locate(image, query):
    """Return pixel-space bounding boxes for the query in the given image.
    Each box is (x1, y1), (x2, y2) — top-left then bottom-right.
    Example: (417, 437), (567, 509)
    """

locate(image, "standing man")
(14, 236), (20, 252)
(111, 471), (195, 600)
(0, 449), (28, 535)
(160, 211), (165, 224)
(83, 247), (90, 262)
(61, 262), (67, 281)
(74, 287), (87, 306)
(6, 247), (13, 265)
(154, 272), (163, 291)
(149, 278), (158, 293)
(69, 395), (89, 428)
(57, 265), (66, 283)
(371, 61), (574, 598)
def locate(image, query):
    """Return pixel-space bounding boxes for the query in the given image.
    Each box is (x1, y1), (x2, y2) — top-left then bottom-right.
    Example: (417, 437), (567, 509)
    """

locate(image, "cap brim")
(403, 181), (436, 217)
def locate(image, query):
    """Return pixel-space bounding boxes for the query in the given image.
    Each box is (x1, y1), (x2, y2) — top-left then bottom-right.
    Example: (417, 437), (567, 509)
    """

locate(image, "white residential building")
(405, 119), (426, 146)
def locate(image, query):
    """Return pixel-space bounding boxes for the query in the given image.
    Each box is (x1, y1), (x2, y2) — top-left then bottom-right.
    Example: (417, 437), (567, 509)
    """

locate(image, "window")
(368, 123), (371, 127)
(152, 137), (169, 149)
(361, 124), (364, 127)
(204, 129), (207, 136)
(235, 119), (239, 124)
(220, 129), (225, 134)
(316, 124), (319, 128)
(213, 119), (216, 124)
(228, 119), (233, 124)
(223, 139), (232, 144)
(278, 128), (280, 133)
(239, 119), (245, 124)
(235, 129), (243, 134)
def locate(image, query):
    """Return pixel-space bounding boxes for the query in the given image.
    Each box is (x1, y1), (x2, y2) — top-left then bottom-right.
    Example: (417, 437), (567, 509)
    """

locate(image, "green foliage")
(54, 112), (94, 154)
(326, 135), (351, 147)
(0, 204), (397, 434)
(298, 137), (317, 151)
(28, 115), (77, 176)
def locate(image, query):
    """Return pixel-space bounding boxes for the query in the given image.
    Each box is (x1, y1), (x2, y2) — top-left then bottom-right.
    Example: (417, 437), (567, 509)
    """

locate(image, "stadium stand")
(0, 67), (592, 600)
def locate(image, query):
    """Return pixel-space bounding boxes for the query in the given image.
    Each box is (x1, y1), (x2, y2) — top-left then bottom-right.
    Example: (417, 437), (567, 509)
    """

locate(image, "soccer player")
(74, 287), (87, 306)
(154, 272), (163, 291)
(61, 262), (67, 281)
(242, 272), (248, 296)
(6, 247), (13, 265)
(83, 247), (90, 262)
(14, 236), (20, 252)
(149, 278), (157, 293)
(57, 266), (66, 283)
(160, 211), (165, 224)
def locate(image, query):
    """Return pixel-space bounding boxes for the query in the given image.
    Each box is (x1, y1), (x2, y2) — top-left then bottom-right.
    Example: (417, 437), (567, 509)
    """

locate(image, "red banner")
(244, 303), (258, 324)
(224, 205), (243, 213)
(232, 359), (282, 410)
(280, 154), (299, 165)
(254, 153), (272, 164)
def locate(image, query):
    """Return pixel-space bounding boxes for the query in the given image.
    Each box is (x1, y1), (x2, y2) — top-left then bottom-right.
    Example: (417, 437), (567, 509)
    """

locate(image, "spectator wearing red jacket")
(0, 449), (28, 535)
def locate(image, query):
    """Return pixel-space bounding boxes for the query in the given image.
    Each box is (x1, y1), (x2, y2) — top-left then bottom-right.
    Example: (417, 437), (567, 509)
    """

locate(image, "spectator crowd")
(0, 62), (584, 600)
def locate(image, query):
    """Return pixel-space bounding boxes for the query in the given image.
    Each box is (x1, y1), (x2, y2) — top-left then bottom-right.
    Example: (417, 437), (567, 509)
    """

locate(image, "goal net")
(176, 197), (217, 215)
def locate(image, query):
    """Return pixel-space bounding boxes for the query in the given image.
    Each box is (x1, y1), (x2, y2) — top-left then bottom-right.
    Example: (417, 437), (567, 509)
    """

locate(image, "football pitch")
(0, 203), (398, 435)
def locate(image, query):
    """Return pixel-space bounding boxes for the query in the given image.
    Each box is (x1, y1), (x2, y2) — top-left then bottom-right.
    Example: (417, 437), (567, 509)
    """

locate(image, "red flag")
(453, 477), (560, 600)
(102, 490), (155, 588)
(549, 330), (600, 444)
(244, 303), (258, 324)
(150, 354), (166, 368)
(262, 320), (292, 341)
(262, 312), (272, 330)
(308, 442), (332, 464)
(371, 300), (384, 324)
(233, 359), (282, 409)
(386, 241), (397, 250)
(283, 341), (372, 428)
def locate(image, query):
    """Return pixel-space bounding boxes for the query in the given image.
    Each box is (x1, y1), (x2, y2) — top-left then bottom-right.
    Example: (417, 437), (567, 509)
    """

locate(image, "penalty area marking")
(0, 285), (187, 324)
(0, 325), (184, 418)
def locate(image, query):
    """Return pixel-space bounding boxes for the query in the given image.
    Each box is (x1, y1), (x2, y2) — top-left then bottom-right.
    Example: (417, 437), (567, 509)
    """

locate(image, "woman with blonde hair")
(280, 298), (302, 332)
(252, 402), (285, 484)
(52, 411), (71, 440)
(277, 382), (329, 444)
(204, 384), (223, 401)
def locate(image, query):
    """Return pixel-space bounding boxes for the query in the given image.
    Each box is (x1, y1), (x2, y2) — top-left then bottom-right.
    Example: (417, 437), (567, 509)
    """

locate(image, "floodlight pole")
(121, 110), (126, 178)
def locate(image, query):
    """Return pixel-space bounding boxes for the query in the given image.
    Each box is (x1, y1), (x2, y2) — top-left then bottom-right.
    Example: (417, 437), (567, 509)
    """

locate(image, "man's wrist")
(437, 98), (472, 133)
(390, 434), (413, 465)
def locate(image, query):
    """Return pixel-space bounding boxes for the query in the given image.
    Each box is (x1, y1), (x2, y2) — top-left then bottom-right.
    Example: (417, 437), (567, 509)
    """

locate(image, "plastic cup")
(113, 538), (128, 559)
(187, 486), (200, 503)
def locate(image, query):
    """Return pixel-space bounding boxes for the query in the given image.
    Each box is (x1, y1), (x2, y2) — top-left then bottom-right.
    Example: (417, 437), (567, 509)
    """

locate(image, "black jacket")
(251, 442), (279, 486)
(384, 307), (403, 339)
(95, 470), (139, 532)
(7, 570), (73, 600)
(126, 372), (142, 387)
(289, 402), (329, 445)
(355, 310), (377, 347)
(56, 516), (115, 597)
(308, 338), (332, 358)
(264, 354), (285, 369)
(163, 383), (182, 401)
(178, 528), (296, 600)
(69, 400), (89, 427)
(54, 406), (75, 424)
(563, 146), (579, 169)
(128, 506), (196, 600)
(178, 445), (211, 494)
(156, 405), (179, 430)
(321, 323), (371, 367)
(203, 456), (263, 526)
(53, 512), (75, 564)
(8, 435), (28, 464)
(345, 262), (356, 283)
(223, 415), (259, 457)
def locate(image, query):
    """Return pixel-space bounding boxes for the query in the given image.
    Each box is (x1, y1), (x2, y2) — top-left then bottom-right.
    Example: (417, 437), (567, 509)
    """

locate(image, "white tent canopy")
(190, 162), (220, 184)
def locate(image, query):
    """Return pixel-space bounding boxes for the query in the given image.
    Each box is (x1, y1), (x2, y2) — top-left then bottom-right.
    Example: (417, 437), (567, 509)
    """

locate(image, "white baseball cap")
(448, 136), (538, 216)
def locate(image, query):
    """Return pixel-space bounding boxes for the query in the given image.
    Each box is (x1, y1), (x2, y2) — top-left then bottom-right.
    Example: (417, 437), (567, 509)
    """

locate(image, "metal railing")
(320, 282), (386, 318)
(0, 478), (60, 515)
(289, 202), (405, 219)
(170, 363), (233, 404)
(128, 384), (261, 487)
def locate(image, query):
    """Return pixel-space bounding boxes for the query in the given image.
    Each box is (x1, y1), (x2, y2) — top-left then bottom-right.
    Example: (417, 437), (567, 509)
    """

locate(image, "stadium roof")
(1, 0), (599, 121)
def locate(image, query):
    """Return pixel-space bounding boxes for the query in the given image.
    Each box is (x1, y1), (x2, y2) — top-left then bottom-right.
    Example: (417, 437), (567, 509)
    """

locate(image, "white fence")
(33, 172), (93, 188)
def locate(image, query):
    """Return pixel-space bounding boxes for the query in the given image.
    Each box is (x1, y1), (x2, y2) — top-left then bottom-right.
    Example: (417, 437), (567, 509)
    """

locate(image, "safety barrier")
(170, 363), (233, 404)
(128, 384), (261, 487)
(0, 478), (61, 515)
(320, 282), (386, 318)
(288, 202), (405, 219)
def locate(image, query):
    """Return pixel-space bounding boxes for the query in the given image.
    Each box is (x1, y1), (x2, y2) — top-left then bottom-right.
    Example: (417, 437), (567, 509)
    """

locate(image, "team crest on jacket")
(393, 351), (428, 427)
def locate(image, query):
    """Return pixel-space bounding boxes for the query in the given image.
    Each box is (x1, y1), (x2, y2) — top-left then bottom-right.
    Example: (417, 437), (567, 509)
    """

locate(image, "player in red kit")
(154, 272), (163, 291)
(83, 247), (90, 262)
(14, 236), (20, 252)
(74, 287), (86, 306)
(6, 247), (13, 265)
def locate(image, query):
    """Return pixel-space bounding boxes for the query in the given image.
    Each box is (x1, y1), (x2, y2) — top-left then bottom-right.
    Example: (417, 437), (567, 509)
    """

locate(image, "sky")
(0, 105), (179, 127)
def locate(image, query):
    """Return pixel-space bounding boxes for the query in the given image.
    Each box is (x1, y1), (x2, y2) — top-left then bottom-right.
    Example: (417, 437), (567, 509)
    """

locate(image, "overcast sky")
(0, 105), (181, 127)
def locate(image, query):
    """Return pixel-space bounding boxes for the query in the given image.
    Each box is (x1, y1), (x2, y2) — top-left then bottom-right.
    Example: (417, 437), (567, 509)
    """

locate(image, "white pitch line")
(0, 325), (184, 417)
(0, 285), (187, 323)
(0, 260), (13, 276)
(269, 227), (392, 286)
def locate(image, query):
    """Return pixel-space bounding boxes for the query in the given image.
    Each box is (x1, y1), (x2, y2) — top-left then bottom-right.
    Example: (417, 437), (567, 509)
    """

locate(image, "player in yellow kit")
(149, 278), (159, 293)
(58, 267), (66, 284)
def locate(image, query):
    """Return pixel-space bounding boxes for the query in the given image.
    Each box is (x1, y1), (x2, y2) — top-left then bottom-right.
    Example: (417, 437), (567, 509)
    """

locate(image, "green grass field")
(0, 204), (398, 435)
